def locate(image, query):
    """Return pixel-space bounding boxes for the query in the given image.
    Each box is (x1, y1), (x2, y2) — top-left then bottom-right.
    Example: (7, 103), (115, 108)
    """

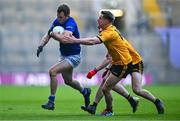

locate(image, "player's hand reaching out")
(64, 35), (77, 44)
(37, 45), (43, 57)
(50, 30), (75, 44)
(63, 30), (73, 37)
(86, 68), (98, 79)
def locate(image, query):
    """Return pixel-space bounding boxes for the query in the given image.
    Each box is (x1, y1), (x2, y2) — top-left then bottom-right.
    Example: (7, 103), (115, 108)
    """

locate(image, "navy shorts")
(130, 61), (143, 74)
(110, 62), (132, 78)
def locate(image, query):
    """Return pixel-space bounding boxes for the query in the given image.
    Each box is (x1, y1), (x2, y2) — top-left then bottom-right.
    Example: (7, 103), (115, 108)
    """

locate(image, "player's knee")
(49, 69), (57, 77)
(133, 88), (141, 95)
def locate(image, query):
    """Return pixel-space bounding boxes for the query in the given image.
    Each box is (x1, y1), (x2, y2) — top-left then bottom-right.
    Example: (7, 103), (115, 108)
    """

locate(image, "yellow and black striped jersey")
(124, 39), (142, 65)
(97, 25), (132, 65)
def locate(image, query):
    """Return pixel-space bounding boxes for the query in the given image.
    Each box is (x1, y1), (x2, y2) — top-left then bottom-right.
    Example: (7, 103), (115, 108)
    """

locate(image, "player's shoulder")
(51, 18), (61, 27)
(104, 27), (117, 37)
(106, 25), (116, 34)
(53, 18), (59, 23)
(67, 16), (76, 23)
(64, 17), (76, 27)
(99, 29), (115, 40)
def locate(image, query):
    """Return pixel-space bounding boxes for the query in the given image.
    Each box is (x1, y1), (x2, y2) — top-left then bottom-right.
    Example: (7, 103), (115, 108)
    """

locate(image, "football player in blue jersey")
(37, 4), (91, 110)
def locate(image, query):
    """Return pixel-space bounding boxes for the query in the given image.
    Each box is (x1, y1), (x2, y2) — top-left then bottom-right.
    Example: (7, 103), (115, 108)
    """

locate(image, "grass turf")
(0, 85), (180, 120)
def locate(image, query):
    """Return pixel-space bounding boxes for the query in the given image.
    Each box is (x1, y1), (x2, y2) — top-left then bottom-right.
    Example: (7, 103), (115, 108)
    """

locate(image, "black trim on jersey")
(97, 36), (103, 42)
(114, 28), (124, 40)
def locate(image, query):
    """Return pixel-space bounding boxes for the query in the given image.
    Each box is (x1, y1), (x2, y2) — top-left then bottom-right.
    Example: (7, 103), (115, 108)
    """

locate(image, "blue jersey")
(49, 17), (81, 56)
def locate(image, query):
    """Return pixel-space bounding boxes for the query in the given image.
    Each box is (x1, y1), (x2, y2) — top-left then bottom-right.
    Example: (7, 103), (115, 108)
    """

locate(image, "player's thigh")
(131, 72), (143, 90)
(96, 79), (105, 94)
(103, 73), (121, 90)
(103, 70), (111, 79)
(99, 77), (107, 90)
(50, 60), (72, 74)
(100, 78), (106, 87)
(104, 63), (130, 90)
(113, 80), (125, 91)
(102, 70), (111, 83)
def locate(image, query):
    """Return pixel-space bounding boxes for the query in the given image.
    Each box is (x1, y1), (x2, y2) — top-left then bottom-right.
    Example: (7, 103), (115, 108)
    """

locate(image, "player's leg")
(82, 69), (138, 114)
(90, 82), (139, 114)
(62, 67), (91, 107)
(94, 71), (111, 104)
(81, 77), (106, 114)
(101, 73), (121, 116)
(100, 63), (132, 116)
(131, 72), (156, 101)
(62, 55), (91, 107)
(113, 84), (139, 113)
(131, 72), (164, 114)
(81, 69), (112, 114)
(42, 60), (70, 110)
(61, 66), (81, 91)
(131, 61), (164, 114)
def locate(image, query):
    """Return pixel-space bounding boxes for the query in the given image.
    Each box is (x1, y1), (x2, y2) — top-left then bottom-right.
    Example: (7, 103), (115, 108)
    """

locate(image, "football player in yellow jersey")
(81, 45), (164, 115)
(63, 11), (164, 115)
(81, 53), (139, 115)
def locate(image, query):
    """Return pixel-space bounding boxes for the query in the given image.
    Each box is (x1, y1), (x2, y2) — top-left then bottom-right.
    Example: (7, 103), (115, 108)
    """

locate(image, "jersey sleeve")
(97, 30), (115, 42)
(49, 19), (58, 31)
(65, 21), (76, 33)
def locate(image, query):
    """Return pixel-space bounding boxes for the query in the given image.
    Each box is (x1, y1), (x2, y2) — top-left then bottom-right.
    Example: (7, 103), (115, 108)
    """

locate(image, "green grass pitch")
(0, 85), (180, 121)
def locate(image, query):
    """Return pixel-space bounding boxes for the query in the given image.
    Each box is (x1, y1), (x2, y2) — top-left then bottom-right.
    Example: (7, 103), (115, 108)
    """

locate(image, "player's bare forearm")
(76, 37), (101, 45)
(95, 57), (111, 71)
(39, 34), (51, 47)
(64, 36), (101, 45)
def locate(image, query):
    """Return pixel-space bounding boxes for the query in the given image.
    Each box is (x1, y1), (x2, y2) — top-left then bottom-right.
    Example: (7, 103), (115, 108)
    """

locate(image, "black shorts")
(130, 61), (143, 74)
(109, 62), (132, 78)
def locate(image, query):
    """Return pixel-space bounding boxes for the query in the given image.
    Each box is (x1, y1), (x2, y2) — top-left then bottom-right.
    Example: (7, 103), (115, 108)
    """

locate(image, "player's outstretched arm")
(87, 54), (111, 79)
(64, 36), (102, 45)
(95, 56), (111, 72)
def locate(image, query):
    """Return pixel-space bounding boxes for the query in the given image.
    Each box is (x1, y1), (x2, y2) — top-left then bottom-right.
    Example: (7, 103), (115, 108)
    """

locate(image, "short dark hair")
(101, 11), (115, 23)
(57, 4), (70, 16)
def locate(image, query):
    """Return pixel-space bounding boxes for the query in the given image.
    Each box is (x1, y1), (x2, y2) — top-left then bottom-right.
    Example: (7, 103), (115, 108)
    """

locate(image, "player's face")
(97, 15), (104, 28)
(98, 27), (102, 33)
(97, 14), (109, 28)
(57, 12), (68, 24)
